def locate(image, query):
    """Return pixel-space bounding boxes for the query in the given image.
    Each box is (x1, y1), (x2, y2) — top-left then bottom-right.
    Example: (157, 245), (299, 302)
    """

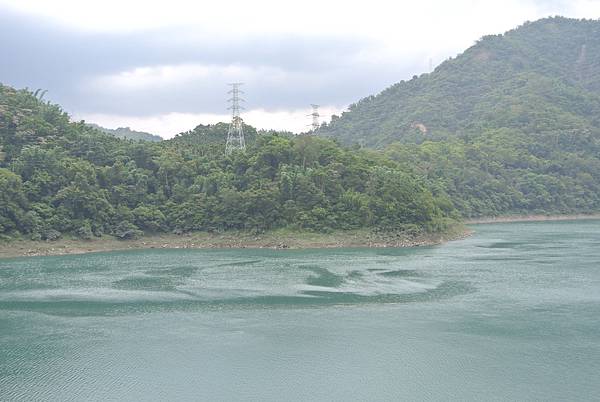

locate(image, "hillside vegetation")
(0, 83), (455, 241)
(321, 17), (600, 217)
(171, 122), (258, 146)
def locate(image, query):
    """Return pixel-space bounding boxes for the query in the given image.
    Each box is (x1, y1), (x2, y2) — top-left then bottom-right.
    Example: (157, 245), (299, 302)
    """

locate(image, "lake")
(1, 220), (599, 401)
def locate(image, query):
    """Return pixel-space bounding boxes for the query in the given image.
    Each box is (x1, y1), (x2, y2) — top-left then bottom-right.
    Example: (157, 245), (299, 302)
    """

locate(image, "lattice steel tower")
(225, 83), (246, 155)
(308, 104), (320, 134)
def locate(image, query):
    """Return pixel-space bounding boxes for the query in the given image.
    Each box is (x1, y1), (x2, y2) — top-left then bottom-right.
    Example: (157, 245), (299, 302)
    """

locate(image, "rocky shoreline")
(5, 215), (598, 259)
(0, 226), (471, 259)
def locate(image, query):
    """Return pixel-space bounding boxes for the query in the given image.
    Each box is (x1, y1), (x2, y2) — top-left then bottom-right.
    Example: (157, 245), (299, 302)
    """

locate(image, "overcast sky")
(1, 0), (599, 137)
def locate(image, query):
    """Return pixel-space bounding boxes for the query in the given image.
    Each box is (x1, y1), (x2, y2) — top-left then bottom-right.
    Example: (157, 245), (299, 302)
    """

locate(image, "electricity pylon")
(225, 83), (246, 155)
(307, 104), (320, 134)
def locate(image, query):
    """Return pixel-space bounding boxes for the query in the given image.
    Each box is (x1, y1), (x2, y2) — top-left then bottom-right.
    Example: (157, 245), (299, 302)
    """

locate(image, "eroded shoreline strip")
(0, 226), (471, 259)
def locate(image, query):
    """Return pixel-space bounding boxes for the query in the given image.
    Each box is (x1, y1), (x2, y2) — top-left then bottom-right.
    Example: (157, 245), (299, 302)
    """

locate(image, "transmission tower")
(307, 104), (320, 134)
(225, 83), (246, 155)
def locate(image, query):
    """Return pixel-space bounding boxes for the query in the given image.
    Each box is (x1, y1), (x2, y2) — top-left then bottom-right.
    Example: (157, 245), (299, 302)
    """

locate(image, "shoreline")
(465, 213), (600, 224)
(1, 214), (597, 259)
(0, 226), (471, 259)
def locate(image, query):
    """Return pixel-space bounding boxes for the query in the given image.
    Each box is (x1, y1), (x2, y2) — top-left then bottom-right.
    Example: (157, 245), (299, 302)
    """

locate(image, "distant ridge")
(87, 123), (162, 142)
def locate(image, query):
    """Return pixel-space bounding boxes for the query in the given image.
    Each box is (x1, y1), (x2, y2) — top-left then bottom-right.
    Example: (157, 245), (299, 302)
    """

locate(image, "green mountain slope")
(319, 17), (600, 217)
(322, 17), (600, 146)
(0, 83), (455, 240)
(87, 123), (163, 142)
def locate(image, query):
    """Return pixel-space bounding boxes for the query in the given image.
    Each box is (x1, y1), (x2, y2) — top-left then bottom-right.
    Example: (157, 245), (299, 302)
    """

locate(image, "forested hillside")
(0, 84), (455, 240)
(322, 17), (600, 146)
(320, 17), (600, 217)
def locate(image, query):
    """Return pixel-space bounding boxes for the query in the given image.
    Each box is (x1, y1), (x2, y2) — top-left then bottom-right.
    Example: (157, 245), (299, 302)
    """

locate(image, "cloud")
(0, 8), (380, 115)
(81, 57), (415, 117)
(77, 106), (343, 138)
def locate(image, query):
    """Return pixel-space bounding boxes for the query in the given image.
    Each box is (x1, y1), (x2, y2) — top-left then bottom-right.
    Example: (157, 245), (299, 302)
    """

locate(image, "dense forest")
(321, 17), (600, 217)
(0, 84), (455, 241)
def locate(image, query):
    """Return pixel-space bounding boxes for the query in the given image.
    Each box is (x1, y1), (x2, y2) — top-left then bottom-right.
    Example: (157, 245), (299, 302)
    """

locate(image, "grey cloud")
(0, 7), (422, 117)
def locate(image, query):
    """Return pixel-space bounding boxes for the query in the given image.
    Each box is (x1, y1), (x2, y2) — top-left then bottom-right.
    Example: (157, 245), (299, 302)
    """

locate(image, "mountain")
(318, 17), (600, 217)
(321, 17), (600, 147)
(87, 123), (163, 142)
(0, 83), (455, 240)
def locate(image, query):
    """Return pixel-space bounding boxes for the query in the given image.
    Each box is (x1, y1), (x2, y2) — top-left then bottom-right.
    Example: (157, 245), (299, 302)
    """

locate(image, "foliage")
(385, 130), (600, 217)
(320, 17), (600, 217)
(322, 17), (600, 147)
(0, 84), (453, 239)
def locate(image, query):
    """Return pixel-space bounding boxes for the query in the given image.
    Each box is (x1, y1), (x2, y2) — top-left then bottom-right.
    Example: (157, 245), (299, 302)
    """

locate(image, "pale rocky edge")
(0, 225), (471, 259)
(3, 214), (599, 259)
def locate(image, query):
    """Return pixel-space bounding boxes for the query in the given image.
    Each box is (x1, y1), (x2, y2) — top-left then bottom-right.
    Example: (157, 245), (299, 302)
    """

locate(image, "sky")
(1, 0), (599, 138)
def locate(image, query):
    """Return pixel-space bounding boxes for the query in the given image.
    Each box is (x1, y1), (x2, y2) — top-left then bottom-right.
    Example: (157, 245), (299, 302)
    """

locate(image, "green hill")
(320, 17), (600, 217)
(0, 83), (455, 240)
(322, 17), (600, 146)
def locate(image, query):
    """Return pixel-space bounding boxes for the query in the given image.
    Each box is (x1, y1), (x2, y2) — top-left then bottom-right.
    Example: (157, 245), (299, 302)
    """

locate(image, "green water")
(1, 221), (599, 401)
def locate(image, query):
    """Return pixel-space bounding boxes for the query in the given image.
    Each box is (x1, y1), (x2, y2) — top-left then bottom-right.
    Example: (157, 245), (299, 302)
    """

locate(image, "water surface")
(1, 221), (599, 401)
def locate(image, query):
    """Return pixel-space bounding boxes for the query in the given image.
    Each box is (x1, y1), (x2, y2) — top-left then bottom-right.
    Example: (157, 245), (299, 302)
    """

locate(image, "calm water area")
(1, 220), (599, 401)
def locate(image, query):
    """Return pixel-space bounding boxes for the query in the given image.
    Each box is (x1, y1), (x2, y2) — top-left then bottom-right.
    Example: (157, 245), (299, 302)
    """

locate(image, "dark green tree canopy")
(0, 83), (453, 240)
(318, 17), (600, 217)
